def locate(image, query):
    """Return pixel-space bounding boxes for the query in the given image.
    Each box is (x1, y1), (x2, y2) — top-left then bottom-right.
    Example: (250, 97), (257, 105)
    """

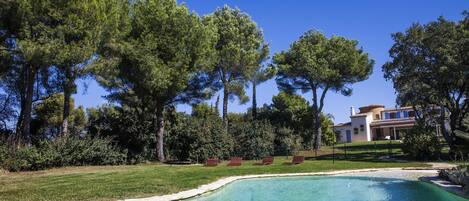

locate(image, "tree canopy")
(383, 11), (469, 151)
(95, 0), (217, 161)
(273, 30), (374, 149)
(203, 5), (265, 127)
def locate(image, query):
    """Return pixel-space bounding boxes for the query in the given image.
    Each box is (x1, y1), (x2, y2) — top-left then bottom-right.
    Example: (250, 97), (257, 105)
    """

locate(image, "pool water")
(188, 176), (468, 201)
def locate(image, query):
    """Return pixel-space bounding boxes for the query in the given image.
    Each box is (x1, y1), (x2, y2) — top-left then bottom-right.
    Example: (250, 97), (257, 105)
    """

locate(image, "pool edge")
(419, 176), (469, 199)
(123, 168), (440, 201)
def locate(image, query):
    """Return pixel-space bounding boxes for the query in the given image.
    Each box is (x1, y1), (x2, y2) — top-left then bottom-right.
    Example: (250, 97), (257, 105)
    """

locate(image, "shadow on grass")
(335, 143), (402, 152)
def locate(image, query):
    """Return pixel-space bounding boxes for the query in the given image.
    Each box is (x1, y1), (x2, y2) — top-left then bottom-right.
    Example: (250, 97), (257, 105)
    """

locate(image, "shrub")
(401, 126), (441, 160)
(166, 113), (233, 162)
(0, 143), (7, 166)
(3, 141), (59, 171)
(274, 127), (302, 156)
(2, 137), (126, 171)
(320, 113), (336, 146)
(87, 105), (155, 164)
(230, 120), (275, 160)
(55, 136), (127, 166)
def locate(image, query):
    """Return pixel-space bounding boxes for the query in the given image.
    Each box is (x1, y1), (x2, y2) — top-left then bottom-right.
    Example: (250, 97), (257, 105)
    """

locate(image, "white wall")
(334, 126), (351, 143)
(350, 115), (370, 142)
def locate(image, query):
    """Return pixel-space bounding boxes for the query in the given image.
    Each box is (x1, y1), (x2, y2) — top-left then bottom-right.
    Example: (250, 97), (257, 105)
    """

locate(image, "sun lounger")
(227, 157), (242, 166)
(292, 155), (304, 164)
(205, 158), (218, 167)
(261, 156), (274, 165)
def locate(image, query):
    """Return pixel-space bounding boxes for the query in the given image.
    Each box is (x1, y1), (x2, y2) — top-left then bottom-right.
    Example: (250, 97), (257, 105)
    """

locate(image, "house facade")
(334, 105), (420, 143)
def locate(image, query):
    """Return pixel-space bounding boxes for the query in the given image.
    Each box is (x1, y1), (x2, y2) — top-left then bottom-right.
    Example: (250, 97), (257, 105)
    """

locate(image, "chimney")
(350, 106), (356, 116)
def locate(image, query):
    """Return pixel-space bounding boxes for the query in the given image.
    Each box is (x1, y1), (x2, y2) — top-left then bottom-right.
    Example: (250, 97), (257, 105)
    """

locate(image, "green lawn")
(0, 141), (428, 201)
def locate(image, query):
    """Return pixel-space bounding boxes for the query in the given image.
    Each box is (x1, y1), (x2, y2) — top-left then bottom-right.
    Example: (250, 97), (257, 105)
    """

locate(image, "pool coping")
(419, 176), (469, 199)
(123, 168), (442, 201)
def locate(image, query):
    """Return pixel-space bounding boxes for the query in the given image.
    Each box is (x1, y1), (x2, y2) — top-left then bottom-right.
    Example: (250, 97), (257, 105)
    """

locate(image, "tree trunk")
(13, 101), (24, 147)
(61, 68), (73, 137)
(156, 105), (165, 162)
(252, 80), (257, 120)
(222, 85), (229, 128)
(311, 87), (322, 150)
(16, 65), (36, 146)
(312, 108), (322, 150)
(62, 88), (70, 137)
(439, 105), (454, 150)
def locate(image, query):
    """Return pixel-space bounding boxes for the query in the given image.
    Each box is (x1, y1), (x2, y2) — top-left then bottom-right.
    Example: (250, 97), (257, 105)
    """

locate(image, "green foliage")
(401, 126), (442, 160)
(191, 103), (218, 117)
(96, 0), (216, 104)
(203, 5), (265, 122)
(0, 142), (7, 166)
(273, 30), (373, 149)
(95, 0), (217, 161)
(166, 113), (233, 162)
(31, 93), (86, 141)
(2, 137), (126, 172)
(1, 0), (63, 144)
(54, 136), (126, 167)
(320, 113), (336, 146)
(274, 31), (374, 96)
(383, 12), (469, 150)
(87, 105), (154, 163)
(273, 127), (302, 156)
(230, 120), (275, 159)
(261, 92), (335, 147)
(250, 43), (272, 119)
(270, 92), (311, 129)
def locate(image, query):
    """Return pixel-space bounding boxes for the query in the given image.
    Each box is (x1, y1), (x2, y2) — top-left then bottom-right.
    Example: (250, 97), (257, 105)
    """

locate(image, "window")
(386, 112), (400, 119)
(354, 128), (359, 134)
(403, 110), (415, 118)
(374, 114), (380, 120)
(360, 124), (364, 131)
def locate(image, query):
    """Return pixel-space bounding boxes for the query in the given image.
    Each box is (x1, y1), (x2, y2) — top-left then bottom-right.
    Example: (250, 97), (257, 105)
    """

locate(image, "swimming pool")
(187, 176), (468, 201)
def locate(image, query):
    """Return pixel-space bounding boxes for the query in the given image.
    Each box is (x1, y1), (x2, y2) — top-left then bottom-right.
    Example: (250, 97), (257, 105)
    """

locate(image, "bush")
(401, 126), (441, 160)
(0, 143), (7, 166)
(166, 113), (233, 162)
(274, 127), (302, 156)
(55, 136), (127, 166)
(87, 105), (155, 164)
(230, 120), (275, 160)
(3, 141), (59, 171)
(2, 137), (126, 171)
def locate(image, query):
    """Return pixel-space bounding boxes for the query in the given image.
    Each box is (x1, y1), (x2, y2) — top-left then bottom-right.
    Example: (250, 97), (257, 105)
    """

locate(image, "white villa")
(334, 105), (421, 143)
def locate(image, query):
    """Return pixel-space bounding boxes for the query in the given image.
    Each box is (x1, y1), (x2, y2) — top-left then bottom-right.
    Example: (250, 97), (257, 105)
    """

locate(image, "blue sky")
(73, 0), (468, 124)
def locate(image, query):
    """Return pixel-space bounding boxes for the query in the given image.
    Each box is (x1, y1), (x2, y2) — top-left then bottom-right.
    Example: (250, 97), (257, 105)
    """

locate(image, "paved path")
(427, 162), (458, 169)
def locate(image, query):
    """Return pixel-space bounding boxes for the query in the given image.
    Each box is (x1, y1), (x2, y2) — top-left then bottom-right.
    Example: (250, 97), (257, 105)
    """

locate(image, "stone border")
(123, 168), (439, 201)
(420, 176), (469, 199)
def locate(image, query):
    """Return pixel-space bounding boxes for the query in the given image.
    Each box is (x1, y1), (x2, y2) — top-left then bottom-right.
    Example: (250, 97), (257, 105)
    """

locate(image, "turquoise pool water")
(188, 176), (468, 201)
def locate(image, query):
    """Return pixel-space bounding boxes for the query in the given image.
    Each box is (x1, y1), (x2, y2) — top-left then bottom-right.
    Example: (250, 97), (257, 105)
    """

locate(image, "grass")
(0, 141), (428, 201)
